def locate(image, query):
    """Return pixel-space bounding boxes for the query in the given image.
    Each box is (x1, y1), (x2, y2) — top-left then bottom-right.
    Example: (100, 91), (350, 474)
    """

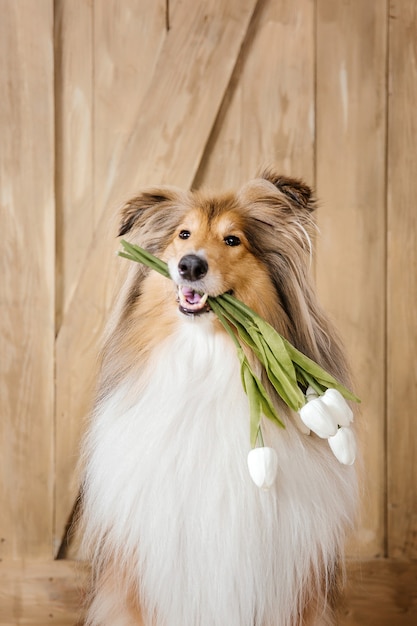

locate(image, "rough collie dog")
(81, 169), (358, 626)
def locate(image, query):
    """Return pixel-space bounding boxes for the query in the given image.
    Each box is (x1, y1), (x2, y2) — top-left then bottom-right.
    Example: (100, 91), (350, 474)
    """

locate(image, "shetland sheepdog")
(81, 169), (358, 626)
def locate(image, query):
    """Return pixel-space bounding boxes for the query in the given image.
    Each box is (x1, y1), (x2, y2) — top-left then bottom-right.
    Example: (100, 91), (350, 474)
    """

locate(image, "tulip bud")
(247, 447), (278, 490)
(321, 388), (353, 426)
(298, 396), (338, 438)
(328, 426), (357, 465)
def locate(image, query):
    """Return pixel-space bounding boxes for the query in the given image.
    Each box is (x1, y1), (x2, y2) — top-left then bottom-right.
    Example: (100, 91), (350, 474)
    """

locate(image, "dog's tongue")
(178, 286), (209, 314)
(182, 286), (202, 304)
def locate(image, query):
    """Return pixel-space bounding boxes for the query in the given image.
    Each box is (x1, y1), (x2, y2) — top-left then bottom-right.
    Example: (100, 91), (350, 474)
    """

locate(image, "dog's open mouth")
(178, 286), (210, 316)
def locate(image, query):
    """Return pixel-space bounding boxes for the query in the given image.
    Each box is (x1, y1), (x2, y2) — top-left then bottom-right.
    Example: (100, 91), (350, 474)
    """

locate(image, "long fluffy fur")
(80, 170), (358, 626)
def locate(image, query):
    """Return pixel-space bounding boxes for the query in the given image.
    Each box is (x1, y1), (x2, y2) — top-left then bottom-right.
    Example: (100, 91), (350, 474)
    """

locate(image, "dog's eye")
(179, 230), (191, 240)
(224, 235), (241, 247)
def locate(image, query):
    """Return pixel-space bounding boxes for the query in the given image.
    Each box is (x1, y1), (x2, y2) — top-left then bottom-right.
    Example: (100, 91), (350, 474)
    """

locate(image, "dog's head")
(105, 168), (348, 388)
(119, 169), (316, 328)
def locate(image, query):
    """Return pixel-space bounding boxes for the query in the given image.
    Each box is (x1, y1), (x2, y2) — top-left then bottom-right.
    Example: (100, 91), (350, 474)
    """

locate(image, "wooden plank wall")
(1, 0), (416, 623)
(387, 0), (417, 561)
(315, 0), (387, 559)
(0, 0), (55, 562)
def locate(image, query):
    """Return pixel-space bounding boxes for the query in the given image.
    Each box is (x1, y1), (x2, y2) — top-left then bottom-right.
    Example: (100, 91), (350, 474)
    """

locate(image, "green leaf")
(247, 328), (304, 410)
(281, 336), (360, 403)
(216, 295), (304, 410)
(240, 358), (284, 447)
(218, 293), (358, 405)
(218, 295), (295, 380)
(117, 241), (360, 440)
(211, 298), (284, 442)
(118, 240), (171, 278)
(209, 297), (259, 355)
(241, 361), (262, 447)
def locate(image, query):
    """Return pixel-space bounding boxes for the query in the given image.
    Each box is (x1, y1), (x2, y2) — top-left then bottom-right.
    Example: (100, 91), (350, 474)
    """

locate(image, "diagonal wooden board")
(54, 0), (259, 554)
(195, 0), (315, 192)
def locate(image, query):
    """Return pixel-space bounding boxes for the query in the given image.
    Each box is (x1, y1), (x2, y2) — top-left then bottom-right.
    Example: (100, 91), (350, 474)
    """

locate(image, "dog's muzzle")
(177, 254), (210, 316)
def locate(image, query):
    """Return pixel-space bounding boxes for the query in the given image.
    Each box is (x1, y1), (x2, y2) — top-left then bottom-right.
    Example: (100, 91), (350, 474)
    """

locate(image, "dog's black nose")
(178, 254), (208, 281)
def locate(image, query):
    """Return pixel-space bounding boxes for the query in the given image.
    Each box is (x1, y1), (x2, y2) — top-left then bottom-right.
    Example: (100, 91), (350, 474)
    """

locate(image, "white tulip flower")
(328, 426), (357, 465)
(298, 396), (339, 438)
(321, 388), (353, 426)
(247, 447), (278, 490)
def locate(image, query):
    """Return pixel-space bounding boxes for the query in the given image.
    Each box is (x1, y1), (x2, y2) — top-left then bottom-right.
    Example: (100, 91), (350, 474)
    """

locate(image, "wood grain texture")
(54, 0), (259, 552)
(93, 0), (167, 223)
(1, 559), (415, 626)
(340, 559), (417, 625)
(387, 0), (417, 559)
(54, 0), (167, 329)
(195, 0), (315, 189)
(0, 561), (87, 626)
(0, 0), (55, 560)
(54, 0), (94, 331)
(54, 0), (167, 557)
(315, 0), (387, 558)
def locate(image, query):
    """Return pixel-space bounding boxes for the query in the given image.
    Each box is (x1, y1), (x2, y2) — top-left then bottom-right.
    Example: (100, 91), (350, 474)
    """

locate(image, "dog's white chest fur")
(84, 318), (356, 626)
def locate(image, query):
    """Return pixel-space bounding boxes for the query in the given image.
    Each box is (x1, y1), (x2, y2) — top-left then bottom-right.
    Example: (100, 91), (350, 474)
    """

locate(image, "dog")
(80, 169), (358, 626)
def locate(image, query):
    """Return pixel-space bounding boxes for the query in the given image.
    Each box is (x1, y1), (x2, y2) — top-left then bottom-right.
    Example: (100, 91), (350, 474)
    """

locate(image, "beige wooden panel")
(55, 1), (167, 331)
(53, 0), (167, 556)
(54, 0), (93, 331)
(93, 0), (167, 223)
(0, 560), (87, 626)
(1, 558), (416, 625)
(54, 0), (259, 552)
(340, 559), (417, 625)
(387, 0), (417, 558)
(195, 0), (315, 188)
(315, 0), (387, 558)
(0, 0), (54, 560)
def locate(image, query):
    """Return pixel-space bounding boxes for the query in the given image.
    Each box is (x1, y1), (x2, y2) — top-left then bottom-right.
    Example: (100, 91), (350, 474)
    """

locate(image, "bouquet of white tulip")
(119, 240), (360, 488)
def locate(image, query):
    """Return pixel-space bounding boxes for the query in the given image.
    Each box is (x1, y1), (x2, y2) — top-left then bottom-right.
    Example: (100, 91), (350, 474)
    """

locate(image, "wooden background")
(1, 0), (416, 623)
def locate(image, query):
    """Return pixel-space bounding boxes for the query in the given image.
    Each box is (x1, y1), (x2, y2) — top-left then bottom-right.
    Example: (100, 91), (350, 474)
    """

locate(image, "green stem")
(214, 296), (255, 331)
(296, 366), (325, 396)
(208, 298), (241, 350)
(256, 427), (265, 448)
(209, 298), (262, 359)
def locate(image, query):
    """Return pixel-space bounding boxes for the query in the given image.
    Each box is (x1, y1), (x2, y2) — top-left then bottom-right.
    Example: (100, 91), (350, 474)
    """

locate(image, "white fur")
(82, 314), (357, 626)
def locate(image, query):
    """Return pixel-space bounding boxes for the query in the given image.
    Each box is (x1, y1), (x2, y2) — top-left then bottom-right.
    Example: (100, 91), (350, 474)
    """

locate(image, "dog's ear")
(259, 168), (315, 213)
(118, 187), (182, 237)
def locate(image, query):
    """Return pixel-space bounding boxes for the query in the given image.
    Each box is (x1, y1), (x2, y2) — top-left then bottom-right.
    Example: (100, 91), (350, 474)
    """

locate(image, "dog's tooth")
(178, 288), (186, 304)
